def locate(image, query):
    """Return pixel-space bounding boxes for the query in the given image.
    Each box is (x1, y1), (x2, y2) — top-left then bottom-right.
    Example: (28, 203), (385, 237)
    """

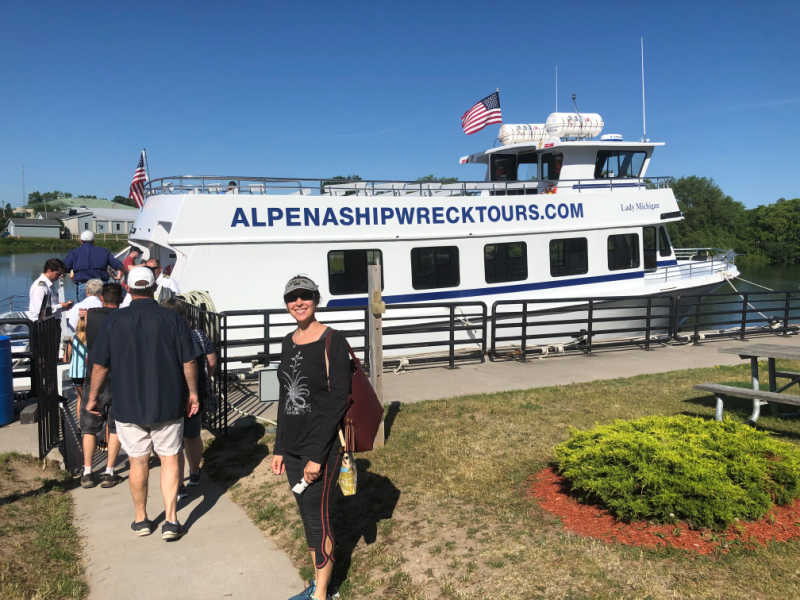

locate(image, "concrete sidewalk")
(383, 335), (800, 404)
(72, 464), (301, 600)
(1, 418), (302, 600)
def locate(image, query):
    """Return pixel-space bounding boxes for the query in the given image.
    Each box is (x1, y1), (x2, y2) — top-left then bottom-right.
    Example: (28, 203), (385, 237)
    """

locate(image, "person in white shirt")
(66, 279), (104, 333)
(27, 258), (73, 320)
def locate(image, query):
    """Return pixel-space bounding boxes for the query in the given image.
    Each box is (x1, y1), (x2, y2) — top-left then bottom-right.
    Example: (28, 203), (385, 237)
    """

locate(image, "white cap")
(127, 266), (155, 290)
(80, 230), (95, 242)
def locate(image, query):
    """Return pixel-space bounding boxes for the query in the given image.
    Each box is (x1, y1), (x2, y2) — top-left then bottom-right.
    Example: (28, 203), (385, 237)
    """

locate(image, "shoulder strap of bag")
(323, 328), (349, 452)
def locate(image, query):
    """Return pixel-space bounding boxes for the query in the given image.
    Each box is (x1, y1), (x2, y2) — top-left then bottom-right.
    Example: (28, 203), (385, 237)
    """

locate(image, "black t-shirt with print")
(274, 328), (350, 464)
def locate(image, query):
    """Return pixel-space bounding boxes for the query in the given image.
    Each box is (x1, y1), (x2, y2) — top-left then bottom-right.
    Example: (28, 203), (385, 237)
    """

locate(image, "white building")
(5, 218), (62, 238)
(60, 208), (138, 236)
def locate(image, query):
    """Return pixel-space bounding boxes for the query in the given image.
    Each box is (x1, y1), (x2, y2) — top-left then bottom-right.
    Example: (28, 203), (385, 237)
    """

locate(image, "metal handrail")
(144, 175), (675, 198)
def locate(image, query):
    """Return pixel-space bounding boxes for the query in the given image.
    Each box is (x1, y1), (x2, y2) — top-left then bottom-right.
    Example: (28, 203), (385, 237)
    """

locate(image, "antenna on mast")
(555, 65), (558, 112)
(641, 36), (648, 141)
(571, 93), (584, 136)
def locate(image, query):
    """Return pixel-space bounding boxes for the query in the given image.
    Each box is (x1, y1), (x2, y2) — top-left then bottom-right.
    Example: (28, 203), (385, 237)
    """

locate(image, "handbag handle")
(323, 328), (349, 453)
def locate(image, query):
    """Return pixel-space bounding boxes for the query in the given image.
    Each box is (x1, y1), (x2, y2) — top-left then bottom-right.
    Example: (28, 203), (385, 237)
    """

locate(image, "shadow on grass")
(0, 474), (80, 507)
(383, 402), (401, 441)
(331, 458), (400, 593)
(182, 417), (269, 533)
(683, 393), (800, 441)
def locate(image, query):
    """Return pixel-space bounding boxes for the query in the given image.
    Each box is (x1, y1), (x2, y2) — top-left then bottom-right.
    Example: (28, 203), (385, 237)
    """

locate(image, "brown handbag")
(325, 329), (384, 453)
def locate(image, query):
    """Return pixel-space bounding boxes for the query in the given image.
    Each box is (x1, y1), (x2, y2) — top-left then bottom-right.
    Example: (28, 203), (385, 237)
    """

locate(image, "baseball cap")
(283, 275), (318, 296)
(127, 265), (155, 290)
(80, 230), (95, 242)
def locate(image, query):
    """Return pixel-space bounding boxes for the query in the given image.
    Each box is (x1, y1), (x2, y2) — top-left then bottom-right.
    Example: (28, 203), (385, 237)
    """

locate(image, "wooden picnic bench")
(694, 342), (800, 423)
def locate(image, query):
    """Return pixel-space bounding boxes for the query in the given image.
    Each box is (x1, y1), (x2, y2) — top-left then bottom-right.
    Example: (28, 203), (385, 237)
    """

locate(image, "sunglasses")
(284, 290), (315, 304)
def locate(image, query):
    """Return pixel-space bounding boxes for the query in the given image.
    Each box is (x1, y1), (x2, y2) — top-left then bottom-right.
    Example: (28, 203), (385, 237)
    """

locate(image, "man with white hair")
(66, 278), (104, 334)
(64, 230), (125, 301)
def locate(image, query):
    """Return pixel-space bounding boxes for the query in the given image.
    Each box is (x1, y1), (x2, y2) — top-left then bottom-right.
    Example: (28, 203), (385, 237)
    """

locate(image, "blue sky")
(1, 1), (798, 209)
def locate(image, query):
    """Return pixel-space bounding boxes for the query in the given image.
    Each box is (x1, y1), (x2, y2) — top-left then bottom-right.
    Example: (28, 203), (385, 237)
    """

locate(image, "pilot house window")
(327, 249), (383, 295)
(411, 246), (460, 289)
(594, 151), (646, 179)
(484, 242), (527, 283)
(607, 233), (640, 271)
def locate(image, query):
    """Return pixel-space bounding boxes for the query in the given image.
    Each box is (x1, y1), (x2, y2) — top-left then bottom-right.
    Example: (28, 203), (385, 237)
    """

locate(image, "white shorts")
(116, 419), (184, 458)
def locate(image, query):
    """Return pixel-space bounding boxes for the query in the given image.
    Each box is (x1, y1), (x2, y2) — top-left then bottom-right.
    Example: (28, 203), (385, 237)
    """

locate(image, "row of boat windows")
(327, 227), (672, 295)
(491, 150), (647, 182)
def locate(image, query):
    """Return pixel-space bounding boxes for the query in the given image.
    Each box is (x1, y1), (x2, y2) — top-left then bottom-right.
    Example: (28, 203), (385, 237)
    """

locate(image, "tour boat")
(128, 111), (738, 355)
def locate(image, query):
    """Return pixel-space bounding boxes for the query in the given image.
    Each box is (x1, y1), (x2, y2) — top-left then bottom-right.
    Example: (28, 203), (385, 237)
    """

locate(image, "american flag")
(461, 91), (502, 135)
(129, 151), (147, 209)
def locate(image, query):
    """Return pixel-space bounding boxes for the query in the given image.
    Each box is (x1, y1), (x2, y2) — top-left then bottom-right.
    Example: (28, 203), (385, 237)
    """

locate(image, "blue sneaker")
(288, 582), (315, 600)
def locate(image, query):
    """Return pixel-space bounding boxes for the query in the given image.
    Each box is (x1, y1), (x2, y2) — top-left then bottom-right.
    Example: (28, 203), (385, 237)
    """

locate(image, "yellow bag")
(338, 429), (357, 496)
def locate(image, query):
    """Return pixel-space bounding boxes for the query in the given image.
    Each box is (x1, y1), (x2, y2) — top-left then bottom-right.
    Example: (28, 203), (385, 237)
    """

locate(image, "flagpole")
(142, 148), (150, 181)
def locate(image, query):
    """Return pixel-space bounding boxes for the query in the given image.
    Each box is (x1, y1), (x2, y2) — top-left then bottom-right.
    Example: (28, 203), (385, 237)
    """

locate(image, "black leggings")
(284, 443), (341, 569)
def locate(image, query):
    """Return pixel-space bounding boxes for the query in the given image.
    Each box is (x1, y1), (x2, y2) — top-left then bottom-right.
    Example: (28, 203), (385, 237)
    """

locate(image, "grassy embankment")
(0, 453), (87, 599)
(204, 359), (800, 600)
(0, 237), (129, 256)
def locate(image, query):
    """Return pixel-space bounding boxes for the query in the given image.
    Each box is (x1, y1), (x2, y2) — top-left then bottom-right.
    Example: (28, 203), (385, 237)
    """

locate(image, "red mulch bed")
(528, 467), (800, 554)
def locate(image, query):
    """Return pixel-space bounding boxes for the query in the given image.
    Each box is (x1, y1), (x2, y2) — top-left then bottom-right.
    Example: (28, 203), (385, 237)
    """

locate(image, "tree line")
(666, 176), (800, 265)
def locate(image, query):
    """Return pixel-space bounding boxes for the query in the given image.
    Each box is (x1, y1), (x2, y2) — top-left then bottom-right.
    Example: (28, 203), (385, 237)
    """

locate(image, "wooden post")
(368, 264), (385, 447)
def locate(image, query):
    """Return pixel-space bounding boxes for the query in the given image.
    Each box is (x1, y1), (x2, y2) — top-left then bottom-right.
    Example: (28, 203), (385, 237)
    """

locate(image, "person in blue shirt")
(64, 231), (125, 300)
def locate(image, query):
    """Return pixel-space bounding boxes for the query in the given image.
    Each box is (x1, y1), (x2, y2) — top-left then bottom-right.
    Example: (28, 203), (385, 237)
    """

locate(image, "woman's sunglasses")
(284, 290), (315, 304)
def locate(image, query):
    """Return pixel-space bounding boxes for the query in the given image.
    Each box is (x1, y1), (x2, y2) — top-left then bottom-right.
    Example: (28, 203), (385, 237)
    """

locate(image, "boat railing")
(145, 175), (674, 198)
(647, 248), (737, 282)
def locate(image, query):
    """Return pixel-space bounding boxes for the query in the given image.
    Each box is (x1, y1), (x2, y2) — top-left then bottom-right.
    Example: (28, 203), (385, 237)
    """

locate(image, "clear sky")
(1, 1), (798, 209)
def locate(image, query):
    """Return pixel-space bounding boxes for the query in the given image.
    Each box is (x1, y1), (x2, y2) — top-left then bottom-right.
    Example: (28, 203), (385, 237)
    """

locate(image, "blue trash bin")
(0, 335), (13, 426)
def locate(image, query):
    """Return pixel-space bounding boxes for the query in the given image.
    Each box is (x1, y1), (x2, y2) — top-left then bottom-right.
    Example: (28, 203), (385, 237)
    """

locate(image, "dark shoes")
(187, 471), (201, 487)
(131, 519), (154, 537)
(161, 521), (183, 541)
(80, 472), (97, 488)
(99, 472), (121, 488)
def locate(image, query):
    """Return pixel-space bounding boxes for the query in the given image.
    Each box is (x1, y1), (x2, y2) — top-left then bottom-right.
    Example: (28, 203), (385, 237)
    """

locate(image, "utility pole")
(367, 263), (385, 447)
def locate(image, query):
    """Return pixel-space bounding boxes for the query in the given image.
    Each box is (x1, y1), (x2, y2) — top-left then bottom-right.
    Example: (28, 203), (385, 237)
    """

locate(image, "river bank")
(0, 238), (128, 256)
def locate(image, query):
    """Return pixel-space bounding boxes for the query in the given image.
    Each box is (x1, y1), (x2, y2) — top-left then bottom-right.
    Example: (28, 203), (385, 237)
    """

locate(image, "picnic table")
(694, 342), (800, 423)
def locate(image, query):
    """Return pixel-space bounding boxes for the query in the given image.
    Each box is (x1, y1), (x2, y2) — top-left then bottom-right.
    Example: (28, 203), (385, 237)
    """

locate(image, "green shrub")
(553, 416), (800, 530)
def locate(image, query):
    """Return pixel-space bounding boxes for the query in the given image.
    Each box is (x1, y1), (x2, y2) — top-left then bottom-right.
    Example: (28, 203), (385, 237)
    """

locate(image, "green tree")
(113, 195), (138, 208)
(667, 176), (747, 251)
(414, 174), (459, 184)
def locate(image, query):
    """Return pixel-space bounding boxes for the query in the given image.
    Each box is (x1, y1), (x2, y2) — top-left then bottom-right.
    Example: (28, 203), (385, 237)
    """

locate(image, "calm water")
(0, 252), (798, 314)
(0, 252), (78, 313)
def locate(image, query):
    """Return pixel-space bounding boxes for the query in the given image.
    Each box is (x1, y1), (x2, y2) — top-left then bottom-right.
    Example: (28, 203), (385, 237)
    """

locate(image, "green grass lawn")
(0, 453), (87, 600)
(205, 359), (800, 600)
(0, 237), (129, 256)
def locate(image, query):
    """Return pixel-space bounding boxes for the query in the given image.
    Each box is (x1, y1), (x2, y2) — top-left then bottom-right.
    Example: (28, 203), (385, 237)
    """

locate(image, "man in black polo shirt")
(86, 266), (199, 541)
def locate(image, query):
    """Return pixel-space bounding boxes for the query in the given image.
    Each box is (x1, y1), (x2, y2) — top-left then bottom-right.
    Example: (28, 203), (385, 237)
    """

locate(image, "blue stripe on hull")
(327, 270), (645, 307)
(656, 259), (678, 266)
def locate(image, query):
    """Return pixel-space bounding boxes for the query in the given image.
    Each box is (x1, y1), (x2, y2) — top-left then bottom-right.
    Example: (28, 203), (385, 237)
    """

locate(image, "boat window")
(549, 238), (588, 277)
(594, 151), (646, 179)
(490, 154), (517, 181)
(411, 246), (460, 289)
(541, 153), (563, 181)
(517, 152), (538, 181)
(484, 242), (527, 283)
(607, 233), (640, 270)
(643, 226), (657, 270)
(327, 249), (383, 295)
(658, 226), (671, 257)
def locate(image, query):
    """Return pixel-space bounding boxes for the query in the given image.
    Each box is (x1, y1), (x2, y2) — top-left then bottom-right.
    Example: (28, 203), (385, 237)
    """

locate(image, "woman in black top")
(272, 275), (350, 600)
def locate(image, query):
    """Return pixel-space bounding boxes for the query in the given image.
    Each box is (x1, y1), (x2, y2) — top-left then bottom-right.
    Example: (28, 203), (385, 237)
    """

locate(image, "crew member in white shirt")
(27, 258), (73, 320)
(65, 279), (104, 333)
